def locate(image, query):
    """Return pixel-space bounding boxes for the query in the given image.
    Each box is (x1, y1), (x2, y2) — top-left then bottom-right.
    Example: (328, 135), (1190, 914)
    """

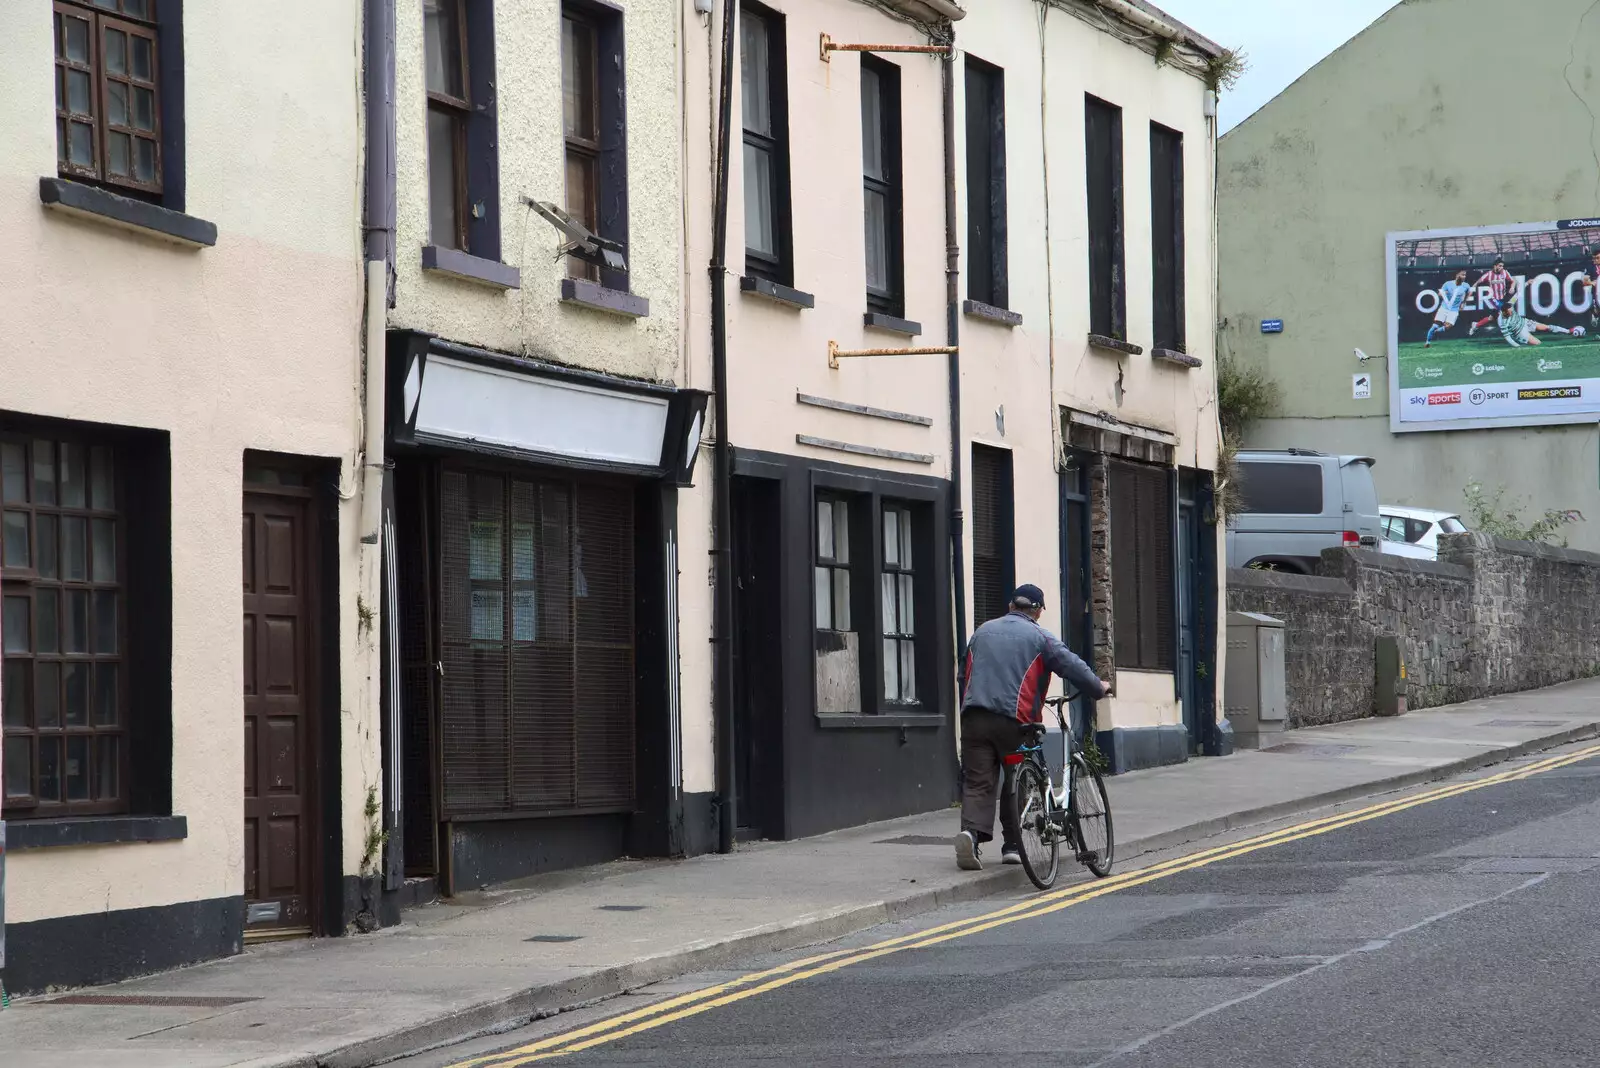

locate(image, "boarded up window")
(1085, 94), (1125, 340)
(1109, 460), (1173, 671)
(970, 444), (1014, 626)
(437, 468), (634, 816)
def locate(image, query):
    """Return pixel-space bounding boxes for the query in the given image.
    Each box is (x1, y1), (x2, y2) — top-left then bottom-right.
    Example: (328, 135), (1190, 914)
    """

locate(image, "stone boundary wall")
(1226, 535), (1600, 728)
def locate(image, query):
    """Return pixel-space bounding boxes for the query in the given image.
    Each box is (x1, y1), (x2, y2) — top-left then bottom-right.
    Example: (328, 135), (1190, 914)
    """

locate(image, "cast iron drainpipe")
(710, 0), (739, 854)
(942, 49), (969, 695)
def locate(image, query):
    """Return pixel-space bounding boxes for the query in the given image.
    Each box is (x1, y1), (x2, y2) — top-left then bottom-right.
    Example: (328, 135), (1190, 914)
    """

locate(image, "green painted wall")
(1218, 0), (1600, 548)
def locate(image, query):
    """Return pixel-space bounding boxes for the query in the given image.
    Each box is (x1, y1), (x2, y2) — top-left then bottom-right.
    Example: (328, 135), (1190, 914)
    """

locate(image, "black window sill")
(422, 245), (521, 290)
(6, 814), (188, 852)
(1087, 333), (1144, 356)
(815, 713), (946, 729)
(561, 277), (650, 318)
(39, 177), (216, 248)
(1153, 347), (1203, 368)
(741, 275), (815, 309)
(963, 299), (1023, 328)
(864, 311), (922, 337)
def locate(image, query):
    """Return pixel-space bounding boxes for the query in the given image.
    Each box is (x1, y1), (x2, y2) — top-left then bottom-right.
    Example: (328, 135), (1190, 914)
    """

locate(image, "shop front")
(382, 332), (706, 893)
(729, 448), (957, 843)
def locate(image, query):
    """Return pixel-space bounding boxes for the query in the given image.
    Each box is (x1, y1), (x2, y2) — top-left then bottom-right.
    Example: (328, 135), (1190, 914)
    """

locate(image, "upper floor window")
(741, 2), (792, 285)
(54, 0), (163, 195)
(964, 56), (1008, 310)
(424, 0), (470, 251)
(1085, 94), (1126, 341)
(860, 56), (904, 316)
(422, 0), (504, 264)
(1150, 122), (1185, 352)
(562, 1), (629, 291)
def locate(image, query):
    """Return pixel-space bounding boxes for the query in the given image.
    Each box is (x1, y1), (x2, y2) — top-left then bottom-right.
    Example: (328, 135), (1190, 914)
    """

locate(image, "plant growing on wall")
(1204, 48), (1248, 93)
(1462, 481), (1584, 545)
(1215, 356), (1281, 520)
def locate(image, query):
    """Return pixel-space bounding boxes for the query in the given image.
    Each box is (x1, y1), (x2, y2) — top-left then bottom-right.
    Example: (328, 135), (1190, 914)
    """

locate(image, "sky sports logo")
(1426, 392), (1461, 405)
(1517, 386), (1582, 401)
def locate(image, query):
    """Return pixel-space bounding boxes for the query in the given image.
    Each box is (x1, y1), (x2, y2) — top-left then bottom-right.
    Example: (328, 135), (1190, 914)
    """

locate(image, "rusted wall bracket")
(819, 33), (953, 62)
(828, 339), (959, 369)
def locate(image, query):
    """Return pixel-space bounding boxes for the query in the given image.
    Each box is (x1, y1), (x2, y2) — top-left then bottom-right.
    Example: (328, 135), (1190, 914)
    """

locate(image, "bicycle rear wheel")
(1069, 756), (1114, 878)
(1013, 761), (1060, 890)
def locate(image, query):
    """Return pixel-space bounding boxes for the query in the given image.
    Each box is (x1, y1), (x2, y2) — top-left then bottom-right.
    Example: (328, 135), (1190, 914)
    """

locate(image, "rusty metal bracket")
(819, 32), (953, 62)
(828, 340), (959, 370)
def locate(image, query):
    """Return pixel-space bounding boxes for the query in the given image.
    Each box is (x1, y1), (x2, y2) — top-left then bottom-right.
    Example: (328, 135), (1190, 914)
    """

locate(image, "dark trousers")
(960, 708), (1027, 847)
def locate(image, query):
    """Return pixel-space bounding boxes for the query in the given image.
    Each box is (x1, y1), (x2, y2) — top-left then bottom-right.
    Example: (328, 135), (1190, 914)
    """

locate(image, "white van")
(1227, 449), (1382, 573)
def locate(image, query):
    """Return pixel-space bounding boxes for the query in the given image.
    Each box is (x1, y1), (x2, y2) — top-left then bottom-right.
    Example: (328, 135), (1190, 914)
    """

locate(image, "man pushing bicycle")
(955, 584), (1111, 871)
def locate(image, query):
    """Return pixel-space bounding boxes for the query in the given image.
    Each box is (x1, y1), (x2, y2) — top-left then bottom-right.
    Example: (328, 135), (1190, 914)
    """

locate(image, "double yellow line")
(451, 743), (1600, 1066)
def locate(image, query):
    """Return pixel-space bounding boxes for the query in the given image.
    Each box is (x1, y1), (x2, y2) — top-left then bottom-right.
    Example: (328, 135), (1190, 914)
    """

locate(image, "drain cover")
(1481, 719), (1566, 729)
(525, 935), (583, 943)
(875, 835), (951, 847)
(597, 905), (647, 912)
(46, 994), (261, 1008)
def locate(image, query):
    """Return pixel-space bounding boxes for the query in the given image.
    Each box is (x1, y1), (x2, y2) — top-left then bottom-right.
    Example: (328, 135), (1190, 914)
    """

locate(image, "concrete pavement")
(3, 678), (1599, 1068)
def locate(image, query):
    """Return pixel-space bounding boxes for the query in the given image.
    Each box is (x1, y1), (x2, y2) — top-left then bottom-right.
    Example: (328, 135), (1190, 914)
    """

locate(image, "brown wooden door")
(242, 488), (319, 939)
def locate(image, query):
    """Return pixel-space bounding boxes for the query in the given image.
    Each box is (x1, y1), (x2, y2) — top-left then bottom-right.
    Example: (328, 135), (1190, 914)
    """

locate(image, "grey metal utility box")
(1225, 611), (1288, 750)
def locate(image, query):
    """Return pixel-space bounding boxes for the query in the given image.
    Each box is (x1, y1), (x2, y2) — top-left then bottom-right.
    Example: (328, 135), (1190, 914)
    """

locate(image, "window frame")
(560, 0), (630, 292)
(814, 496), (853, 634)
(53, 0), (165, 197)
(1108, 459), (1175, 672)
(740, 1), (793, 286)
(2, 434), (130, 818)
(970, 443), (1015, 627)
(1150, 121), (1186, 353)
(425, 0), (472, 253)
(964, 55), (1008, 310)
(562, 5), (601, 281)
(1084, 94), (1126, 341)
(860, 55), (905, 317)
(880, 502), (918, 706)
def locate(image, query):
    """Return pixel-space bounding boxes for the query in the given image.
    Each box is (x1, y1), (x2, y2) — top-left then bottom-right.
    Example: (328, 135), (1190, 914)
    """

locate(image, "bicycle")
(1009, 690), (1115, 891)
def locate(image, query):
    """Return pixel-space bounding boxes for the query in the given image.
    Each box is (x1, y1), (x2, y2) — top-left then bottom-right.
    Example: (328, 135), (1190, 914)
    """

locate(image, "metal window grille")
(437, 468), (635, 817)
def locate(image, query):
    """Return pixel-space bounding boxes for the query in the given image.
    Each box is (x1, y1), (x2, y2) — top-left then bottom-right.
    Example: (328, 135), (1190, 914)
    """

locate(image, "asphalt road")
(406, 746), (1600, 1068)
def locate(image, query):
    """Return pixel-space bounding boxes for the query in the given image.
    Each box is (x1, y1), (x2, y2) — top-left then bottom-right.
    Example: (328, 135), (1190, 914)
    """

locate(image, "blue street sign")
(1260, 319), (1284, 334)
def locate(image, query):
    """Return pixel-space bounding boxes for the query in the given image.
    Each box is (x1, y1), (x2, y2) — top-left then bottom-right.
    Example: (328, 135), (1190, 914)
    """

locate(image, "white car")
(1379, 506), (1468, 560)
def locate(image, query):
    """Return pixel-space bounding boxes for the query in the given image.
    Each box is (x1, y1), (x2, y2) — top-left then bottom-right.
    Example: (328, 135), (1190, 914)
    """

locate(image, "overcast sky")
(1152, 0), (1402, 132)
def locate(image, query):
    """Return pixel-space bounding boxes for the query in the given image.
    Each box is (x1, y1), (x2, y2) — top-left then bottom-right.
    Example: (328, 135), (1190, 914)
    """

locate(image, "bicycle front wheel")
(1069, 756), (1114, 878)
(1013, 761), (1060, 890)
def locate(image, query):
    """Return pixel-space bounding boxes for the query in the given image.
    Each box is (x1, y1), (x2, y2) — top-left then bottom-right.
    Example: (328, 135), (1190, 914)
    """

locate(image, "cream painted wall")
(687, 0), (953, 479)
(955, 0), (1225, 733)
(390, 0), (683, 385)
(0, 2), (373, 923)
(678, 0), (1227, 757)
(678, 0), (954, 792)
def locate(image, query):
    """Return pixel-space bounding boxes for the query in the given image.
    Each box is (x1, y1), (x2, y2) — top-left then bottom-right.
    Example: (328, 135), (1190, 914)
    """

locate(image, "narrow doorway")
(730, 476), (783, 840)
(1177, 469), (1213, 754)
(241, 462), (324, 941)
(1059, 457), (1094, 740)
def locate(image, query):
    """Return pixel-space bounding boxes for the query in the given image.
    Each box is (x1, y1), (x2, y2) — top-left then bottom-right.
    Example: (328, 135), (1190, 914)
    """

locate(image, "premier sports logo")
(1517, 386), (1582, 400)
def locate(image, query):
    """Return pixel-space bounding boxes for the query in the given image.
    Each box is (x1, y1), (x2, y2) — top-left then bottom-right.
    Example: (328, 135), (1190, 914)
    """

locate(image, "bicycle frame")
(1012, 691), (1084, 838)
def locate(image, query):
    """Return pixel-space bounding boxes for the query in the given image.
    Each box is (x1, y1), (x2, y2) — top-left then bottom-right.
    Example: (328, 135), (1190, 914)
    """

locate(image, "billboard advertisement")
(1387, 219), (1600, 432)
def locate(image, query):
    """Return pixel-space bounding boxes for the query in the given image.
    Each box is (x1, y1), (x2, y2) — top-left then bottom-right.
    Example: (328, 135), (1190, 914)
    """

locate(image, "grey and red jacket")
(960, 610), (1101, 724)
